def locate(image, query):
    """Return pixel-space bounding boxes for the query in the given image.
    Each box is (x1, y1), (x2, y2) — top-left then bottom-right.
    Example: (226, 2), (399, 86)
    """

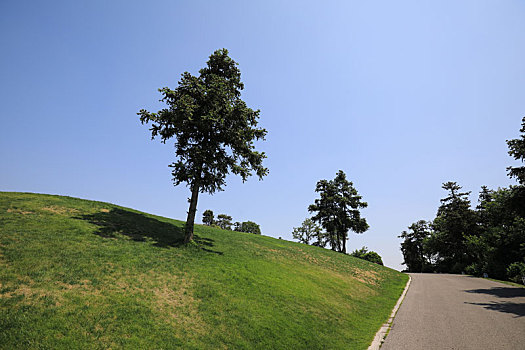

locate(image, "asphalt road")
(381, 274), (525, 350)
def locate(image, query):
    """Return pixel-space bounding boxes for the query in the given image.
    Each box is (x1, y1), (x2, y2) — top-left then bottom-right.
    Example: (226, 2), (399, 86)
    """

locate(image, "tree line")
(400, 117), (525, 283)
(202, 209), (261, 234)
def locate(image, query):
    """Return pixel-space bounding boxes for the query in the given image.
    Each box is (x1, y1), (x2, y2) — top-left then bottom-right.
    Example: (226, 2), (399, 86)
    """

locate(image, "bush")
(350, 247), (383, 265)
(506, 262), (525, 284)
(234, 221), (261, 234)
(465, 263), (482, 277)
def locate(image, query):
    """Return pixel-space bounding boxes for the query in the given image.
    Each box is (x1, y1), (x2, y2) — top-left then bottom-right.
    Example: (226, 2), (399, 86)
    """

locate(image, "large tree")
(139, 49), (268, 243)
(308, 170), (368, 253)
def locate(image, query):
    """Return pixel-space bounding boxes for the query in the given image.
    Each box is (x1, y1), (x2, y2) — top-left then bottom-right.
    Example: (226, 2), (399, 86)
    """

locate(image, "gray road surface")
(381, 274), (525, 350)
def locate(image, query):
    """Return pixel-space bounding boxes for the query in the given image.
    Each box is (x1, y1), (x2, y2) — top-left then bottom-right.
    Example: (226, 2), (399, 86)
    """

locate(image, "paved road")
(381, 274), (525, 350)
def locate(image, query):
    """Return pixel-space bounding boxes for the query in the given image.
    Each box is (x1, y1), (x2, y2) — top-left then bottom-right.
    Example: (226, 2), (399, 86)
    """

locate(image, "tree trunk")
(184, 181), (200, 244)
(342, 234), (346, 254)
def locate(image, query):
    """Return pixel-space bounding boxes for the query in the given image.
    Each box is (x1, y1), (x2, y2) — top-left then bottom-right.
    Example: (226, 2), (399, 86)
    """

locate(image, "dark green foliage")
(350, 247), (384, 265)
(468, 187), (525, 279)
(506, 116), (525, 185)
(202, 209), (214, 226)
(506, 262), (525, 284)
(234, 221), (261, 234)
(308, 170), (368, 254)
(428, 182), (478, 273)
(398, 116), (525, 281)
(216, 214), (233, 230)
(399, 220), (433, 272)
(291, 218), (324, 246)
(139, 49), (268, 243)
(405, 184), (525, 279)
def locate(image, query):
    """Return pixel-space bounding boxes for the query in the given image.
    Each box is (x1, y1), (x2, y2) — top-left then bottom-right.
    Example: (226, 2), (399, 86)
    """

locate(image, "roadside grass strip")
(368, 275), (412, 350)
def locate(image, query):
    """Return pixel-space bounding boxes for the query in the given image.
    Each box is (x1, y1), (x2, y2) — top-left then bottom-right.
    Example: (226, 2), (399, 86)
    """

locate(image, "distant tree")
(234, 221), (261, 234)
(397, 117), (525, 281)
(429, 182), (478, 273)
(308, 170), (368, 253)
(216, 214), (233, 230)
(350, 247), (383, 265)
(138, 49), (268, 244)
(506, 116), (525, 185)
(469, 186), (525, 278)
(292, 218), (324, 245)
(233, 222), (241, 231)
(399, 220), (432, 272)
(202, 210), (215, 226)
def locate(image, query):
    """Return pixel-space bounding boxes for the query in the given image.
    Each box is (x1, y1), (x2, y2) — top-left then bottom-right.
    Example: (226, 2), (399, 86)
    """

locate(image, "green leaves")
(139, 49), (268, 241)
(506, 116), (525, 185)
(291, 218), (323, 246)
(139, 48), (268, 194)
(308, 170), (368, 253)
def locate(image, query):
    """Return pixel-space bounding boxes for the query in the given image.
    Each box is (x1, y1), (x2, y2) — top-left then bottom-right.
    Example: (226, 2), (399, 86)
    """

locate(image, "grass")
(0, 192), (408, 349)
(484, 277), (525, 288)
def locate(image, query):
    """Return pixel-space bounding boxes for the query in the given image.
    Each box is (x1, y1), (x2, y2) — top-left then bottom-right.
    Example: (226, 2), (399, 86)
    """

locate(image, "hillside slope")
(0, 192), (408, 349)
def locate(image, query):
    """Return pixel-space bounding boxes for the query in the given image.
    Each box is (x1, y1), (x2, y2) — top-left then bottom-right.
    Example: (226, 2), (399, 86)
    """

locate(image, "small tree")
(216, 214), (233, 230)
(233, 222), (241, 231)
(292, 218), (323, 245)
(139, 49), (268, 244)
(506, 116), (525, 185)
(202, 210), (214, 226)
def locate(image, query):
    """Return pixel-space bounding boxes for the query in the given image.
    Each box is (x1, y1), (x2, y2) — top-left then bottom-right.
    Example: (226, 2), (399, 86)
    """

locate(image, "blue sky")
(1, 0), (524, 270)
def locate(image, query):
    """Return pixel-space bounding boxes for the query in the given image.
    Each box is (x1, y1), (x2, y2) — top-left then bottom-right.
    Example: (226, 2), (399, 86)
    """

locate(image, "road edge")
(368, 274), (412, 350)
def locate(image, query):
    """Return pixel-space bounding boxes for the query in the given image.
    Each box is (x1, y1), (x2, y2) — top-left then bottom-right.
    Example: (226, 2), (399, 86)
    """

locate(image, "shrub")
(506, 262), (525, 284)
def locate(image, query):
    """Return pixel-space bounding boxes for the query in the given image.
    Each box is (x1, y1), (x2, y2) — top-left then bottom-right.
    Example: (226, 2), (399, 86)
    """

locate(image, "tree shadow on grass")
(77, 208), (223, 255)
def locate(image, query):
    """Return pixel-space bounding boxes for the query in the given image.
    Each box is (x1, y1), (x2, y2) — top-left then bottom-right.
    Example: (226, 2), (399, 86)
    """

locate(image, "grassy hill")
(0, 192), (408, 349)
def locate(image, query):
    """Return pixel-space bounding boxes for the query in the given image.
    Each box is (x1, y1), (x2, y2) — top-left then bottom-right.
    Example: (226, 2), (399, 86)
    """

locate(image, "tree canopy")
(234, 221), (261, 234)
(399, 220), (433, 272)
(429, 182), (478, 273)
(291, 218), (324, 246)
(202, 210), (214, 226)
(350, 247), (384, 265)
(216, 214), (233, 230)
(308, 170), (368, 254)
(139, 49), (268, 243)
(506, 116), (525, 184)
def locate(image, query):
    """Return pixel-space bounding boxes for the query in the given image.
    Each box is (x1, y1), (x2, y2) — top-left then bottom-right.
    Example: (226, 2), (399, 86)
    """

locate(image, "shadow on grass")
(77, 208), (222, 255)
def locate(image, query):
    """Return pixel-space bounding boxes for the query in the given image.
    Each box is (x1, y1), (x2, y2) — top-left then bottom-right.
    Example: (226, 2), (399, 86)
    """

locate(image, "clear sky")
(1, 0), (524, 270)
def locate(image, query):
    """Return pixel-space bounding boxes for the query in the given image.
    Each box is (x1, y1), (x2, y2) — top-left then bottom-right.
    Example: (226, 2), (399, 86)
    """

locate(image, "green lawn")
(0, 192), (408, 349)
